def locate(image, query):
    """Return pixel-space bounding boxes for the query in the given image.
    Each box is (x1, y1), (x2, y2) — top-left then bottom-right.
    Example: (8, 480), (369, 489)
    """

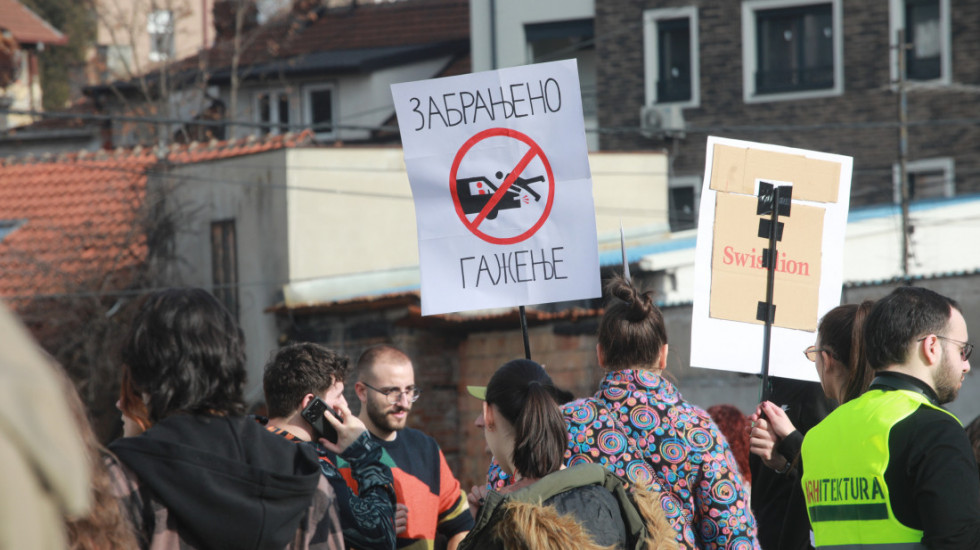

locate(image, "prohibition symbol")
(449, 128), (555, 245)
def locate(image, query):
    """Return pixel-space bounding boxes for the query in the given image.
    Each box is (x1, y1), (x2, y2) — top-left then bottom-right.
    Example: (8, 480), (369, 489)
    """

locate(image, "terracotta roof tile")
(0, 0), (67, 45)
(168, 0), (468, 79)
(0, 131), (314, 309)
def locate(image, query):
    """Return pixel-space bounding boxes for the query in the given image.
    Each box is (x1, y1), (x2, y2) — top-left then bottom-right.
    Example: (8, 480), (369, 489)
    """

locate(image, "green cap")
(466, 385), (487, 400)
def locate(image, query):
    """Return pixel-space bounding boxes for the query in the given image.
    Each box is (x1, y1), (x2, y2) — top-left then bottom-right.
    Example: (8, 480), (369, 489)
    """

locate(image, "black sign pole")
(519, 305), (531, 359)
(759, 187), (780, 403)
(756, 183), (792, 404)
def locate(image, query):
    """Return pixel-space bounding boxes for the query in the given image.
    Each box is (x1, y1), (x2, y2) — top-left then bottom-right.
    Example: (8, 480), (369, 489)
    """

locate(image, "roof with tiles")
(0, 131), (314, 310)
(0, 0), (67, 46)
(102, 0), (468, 89)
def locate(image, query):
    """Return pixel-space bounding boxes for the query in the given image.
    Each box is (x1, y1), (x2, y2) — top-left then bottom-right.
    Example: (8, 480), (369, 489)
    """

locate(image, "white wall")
(844, 200), (980, 282)
(591, 152), (669, 234)
(163, 150), (290, 401)
(285, 147), (418, 280)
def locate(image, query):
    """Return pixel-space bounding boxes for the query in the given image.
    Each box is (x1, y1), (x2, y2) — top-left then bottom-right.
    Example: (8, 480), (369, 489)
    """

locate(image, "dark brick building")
(595, 0), (980, 229)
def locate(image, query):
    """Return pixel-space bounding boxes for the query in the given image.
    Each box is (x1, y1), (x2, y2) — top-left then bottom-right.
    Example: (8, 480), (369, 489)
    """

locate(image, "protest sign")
(691, 137), (853, 382)
(391, 60), (600, 315)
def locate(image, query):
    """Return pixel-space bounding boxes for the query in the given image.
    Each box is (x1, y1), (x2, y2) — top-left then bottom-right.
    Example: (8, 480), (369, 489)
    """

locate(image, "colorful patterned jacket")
(488, 369), (759, 550)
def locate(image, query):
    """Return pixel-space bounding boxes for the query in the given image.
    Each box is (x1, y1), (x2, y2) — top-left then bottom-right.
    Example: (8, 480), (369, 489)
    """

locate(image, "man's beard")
(934, 347), (961, 405)
(366, 399), (410, 434)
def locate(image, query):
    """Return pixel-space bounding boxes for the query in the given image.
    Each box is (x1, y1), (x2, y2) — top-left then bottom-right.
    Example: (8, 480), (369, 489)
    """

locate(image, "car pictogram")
(456, 172), (544, 220)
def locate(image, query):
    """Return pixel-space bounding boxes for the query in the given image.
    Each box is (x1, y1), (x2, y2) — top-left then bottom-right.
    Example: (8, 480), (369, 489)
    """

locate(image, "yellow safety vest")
(801, 388), (957, 549)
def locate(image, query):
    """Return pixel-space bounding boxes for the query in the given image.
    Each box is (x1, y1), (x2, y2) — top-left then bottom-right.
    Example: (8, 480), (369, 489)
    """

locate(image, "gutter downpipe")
(489, 0), (497, 69)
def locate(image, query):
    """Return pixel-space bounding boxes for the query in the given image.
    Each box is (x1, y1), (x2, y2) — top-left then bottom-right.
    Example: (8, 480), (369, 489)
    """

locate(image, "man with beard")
(347, 345), (472, 550)
(801, 286), (980, 548)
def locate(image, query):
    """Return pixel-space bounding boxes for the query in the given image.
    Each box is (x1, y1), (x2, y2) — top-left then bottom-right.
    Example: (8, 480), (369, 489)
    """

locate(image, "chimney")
(213, 0), (259, 42)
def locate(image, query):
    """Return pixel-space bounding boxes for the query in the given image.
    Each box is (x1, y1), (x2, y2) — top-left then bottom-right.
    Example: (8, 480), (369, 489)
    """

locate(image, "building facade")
(596, 0), (980, 230)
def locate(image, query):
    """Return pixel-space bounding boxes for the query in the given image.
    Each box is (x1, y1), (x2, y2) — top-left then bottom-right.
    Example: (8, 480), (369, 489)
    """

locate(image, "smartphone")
(300, 396), (339, 444)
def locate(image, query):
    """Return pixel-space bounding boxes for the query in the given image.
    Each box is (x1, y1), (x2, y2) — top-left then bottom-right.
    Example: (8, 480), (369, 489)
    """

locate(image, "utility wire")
(3, 107), (980, 137)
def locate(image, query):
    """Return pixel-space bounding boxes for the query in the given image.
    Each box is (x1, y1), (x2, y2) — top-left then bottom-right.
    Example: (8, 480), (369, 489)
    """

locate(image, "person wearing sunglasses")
(749, 300), (875, 549)
(801, 287), (980, 548)
(349, 345), (473, 550)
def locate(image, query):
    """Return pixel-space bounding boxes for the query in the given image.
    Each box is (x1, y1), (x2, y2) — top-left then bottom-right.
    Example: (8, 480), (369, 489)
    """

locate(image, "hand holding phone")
(300, 396), (339, 444)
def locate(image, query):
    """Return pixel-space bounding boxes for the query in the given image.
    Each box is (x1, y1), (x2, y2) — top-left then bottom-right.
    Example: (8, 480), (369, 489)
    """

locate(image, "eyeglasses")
(804, 345), (837, 362)
(362, 382), (421, 404)
(919, 335), (974, 361)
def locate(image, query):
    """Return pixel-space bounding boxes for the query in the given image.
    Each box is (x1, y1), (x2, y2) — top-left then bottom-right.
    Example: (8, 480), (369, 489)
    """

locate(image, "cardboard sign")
(710, 192), (824, 332)
(391, 60), (600, 315)
(692, 137), (853, 382)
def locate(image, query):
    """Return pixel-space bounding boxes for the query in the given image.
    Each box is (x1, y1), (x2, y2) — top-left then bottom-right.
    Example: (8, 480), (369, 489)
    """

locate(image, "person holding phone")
(261, 342), (398, 550)
(109, 289), (343, 550)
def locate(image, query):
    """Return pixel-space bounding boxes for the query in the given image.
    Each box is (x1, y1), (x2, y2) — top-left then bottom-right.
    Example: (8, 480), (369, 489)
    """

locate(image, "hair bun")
(607, 277), (653, 322)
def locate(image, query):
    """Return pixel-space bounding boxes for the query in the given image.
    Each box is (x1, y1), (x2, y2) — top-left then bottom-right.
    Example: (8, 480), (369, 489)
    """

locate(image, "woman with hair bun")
(560, 276), (759, 550)
(462, 359), (674, 550)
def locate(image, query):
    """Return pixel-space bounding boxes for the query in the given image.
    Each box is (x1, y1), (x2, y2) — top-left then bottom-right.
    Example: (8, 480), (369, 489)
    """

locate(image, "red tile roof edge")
(0, 0), (68, 46)
(267, 291), (602, 331)
(0, 129), (317, 167)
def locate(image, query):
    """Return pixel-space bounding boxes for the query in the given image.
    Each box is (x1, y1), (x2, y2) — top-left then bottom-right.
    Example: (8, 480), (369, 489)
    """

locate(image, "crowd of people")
(1, 279), (979, 549)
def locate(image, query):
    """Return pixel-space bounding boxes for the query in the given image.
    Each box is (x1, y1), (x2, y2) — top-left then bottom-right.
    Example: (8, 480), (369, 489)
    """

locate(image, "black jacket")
(872, 372), (980, 549)
(111, 415), (328, 550)
(750, 378), (835, 550)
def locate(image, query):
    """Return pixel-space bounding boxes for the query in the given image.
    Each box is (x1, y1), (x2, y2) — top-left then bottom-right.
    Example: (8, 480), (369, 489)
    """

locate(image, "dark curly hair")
(263, 343), (350, 419)
(597, 275), (668, 371)
(120, 288), (246, 422)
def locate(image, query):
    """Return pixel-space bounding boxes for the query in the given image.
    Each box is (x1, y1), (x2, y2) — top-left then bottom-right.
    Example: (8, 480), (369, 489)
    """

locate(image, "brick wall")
(455, 321), (602, 489)
(279, 270), (980, 491)
(595, 0), (980, 207)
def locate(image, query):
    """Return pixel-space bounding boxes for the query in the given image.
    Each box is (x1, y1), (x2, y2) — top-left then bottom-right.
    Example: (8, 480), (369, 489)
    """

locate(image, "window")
(97, 44), (133, 80)
(668, 175), (701, 231)
(525, 19), (594, 64)
(525, 19), (596, 118)
(643, 7), (700, 107)
(742, 0), (843, 103)
(302, 84), (335, 140)
(147, 10), (174, 62)
(893, 158), (954, 203)
(211, 220), (239, 319)
(889, 0), (950, 84)
(0, 219), (24, 243)
(257, 90), (290, 135)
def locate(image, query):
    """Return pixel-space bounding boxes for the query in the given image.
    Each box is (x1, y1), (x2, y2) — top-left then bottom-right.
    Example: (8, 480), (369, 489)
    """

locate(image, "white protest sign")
(691, 136), (853, 382)
(391, 60), (600, 315)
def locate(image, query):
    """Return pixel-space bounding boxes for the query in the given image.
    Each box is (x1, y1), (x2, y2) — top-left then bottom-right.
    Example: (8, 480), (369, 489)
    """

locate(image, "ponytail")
(841, 300), (875, 403)
(484, 360), (569, 479)
(818, 300), (876, 403)
(511, 382), (566, 479)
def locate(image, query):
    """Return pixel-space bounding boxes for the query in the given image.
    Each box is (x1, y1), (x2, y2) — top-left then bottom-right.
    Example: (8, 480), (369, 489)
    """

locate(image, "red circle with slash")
(449, 128), (555, 245)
